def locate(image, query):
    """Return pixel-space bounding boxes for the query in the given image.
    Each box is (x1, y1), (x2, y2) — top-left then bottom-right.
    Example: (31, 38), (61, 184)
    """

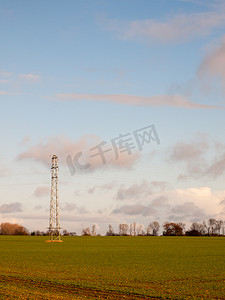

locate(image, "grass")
(0, 236), (225, 299)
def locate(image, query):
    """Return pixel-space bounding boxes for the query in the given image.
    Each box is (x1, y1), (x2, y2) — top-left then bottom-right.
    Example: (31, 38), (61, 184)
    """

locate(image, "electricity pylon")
(46, 155), (62, 242)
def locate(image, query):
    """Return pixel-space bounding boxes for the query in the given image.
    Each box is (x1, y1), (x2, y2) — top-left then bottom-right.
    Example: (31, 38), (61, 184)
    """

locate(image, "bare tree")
(106, 224), (115, 236)
(82, 227), (91, 236)
(137, 224), (145, 236)
(119, 223), (129, 236)
(178, 222), (186, 233)
(189, 222), (206, 236)
(129, 224), (133, 236)
(208, 218), (217, 235)
(146, 224), (151, 236)
(133, 222), (137, 236)
(190, 222), (198, 231)
(147, 221), (160, 236)
(215, 220), (223, 235)
(91, 224), (97, 236)
(222, 221), (225, 236)
(203, 220), (210, 236)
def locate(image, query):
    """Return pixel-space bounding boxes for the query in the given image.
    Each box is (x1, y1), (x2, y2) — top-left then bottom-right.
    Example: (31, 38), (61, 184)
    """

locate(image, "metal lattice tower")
(47, 155), (62, 242)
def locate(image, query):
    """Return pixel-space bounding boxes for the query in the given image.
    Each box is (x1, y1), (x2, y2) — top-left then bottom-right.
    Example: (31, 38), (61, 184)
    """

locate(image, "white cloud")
(113, 186), (225, 223)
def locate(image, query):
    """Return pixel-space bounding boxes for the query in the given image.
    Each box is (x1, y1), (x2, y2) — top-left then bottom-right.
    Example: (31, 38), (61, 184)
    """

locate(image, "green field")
(0, 236), (224, 299)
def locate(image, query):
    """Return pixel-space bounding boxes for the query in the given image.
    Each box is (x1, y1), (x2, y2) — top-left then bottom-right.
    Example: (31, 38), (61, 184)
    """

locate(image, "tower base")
(45, 240), (63, 243)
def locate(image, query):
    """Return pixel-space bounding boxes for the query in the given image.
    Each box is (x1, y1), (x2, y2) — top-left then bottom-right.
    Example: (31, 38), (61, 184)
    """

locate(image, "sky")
(1, 0), (225, 235)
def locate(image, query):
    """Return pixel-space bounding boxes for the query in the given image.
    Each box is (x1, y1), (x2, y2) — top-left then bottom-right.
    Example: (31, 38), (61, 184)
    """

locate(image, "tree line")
(1, 218), (224, 237)
(0, 222), (28, 235)
(104, 218), (225, 237)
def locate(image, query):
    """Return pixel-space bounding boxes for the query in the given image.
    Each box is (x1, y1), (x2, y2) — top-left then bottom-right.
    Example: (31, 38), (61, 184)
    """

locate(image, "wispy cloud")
(55, 93), (222, 109)
(169, 201), (207, 222)
(0, 166), (10, 177)
(104, 9), (225, 43)
(0, 202), (22, 214)
(115, 181), (169, 201)
(0, 71), (13, 77)
(113, 203), (156, 216)
(198, 34), (225, 87)
(0, 80), (9, 84)
(205, 152), (225, 178)
(0, 91), (13, 95)
(19, 73), (41, 82)
(88, 182), (116, 194)
(20, 136), (31, 145)
(34, 186), (49, 197)
(113, 196), (168, 216)
(17, 135), (140, 171)
(62, 203), (88, 214)
(169, 134), (225, 179)
(17, 135), (98, 166)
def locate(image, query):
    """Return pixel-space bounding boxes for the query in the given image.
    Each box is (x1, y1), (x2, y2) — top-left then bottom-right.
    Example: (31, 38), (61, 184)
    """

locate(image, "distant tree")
(146, 224), (151, 236)
(133, 222), (137, 236)
(198, 223), (207, 236)
(186, 229), (201, 236)
(129, 224), (133, 236)
(106, 224), (115, 236)
(215, 220), (223, 235)
(188, 222), (206, 236)
(82, 227), (91, 236)
(0, 223), (28, 235)
(63, 229), (69, 236)
(203, 220), (210, 236)
(221, 221), (225, 236)
(178, 222), (186, 233)
(15, 226), (28, 235)
(91, 224), (97, 236)
(163, 222), (184, 236)
(147, 221), (160, 236)
(119, 223), (129, 236)
(137, 224), (145, 236)
(208, 218), (217, 235)
(69, 231), (77, 236)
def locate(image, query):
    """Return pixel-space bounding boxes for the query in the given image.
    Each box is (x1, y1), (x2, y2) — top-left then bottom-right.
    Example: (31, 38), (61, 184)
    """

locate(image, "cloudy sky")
(1, 0), (225, 234)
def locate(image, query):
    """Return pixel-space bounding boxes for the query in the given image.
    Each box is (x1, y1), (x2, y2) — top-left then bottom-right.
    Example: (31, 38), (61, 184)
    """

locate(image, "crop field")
(0, 236), (225, 299)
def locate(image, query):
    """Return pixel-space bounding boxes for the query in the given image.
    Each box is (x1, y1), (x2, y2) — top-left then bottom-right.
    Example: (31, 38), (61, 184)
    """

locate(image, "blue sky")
(1, 0), (225, 234)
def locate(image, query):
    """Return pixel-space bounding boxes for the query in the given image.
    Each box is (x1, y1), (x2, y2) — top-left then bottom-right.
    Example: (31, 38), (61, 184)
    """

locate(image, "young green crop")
(0, 236), (224, 299)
